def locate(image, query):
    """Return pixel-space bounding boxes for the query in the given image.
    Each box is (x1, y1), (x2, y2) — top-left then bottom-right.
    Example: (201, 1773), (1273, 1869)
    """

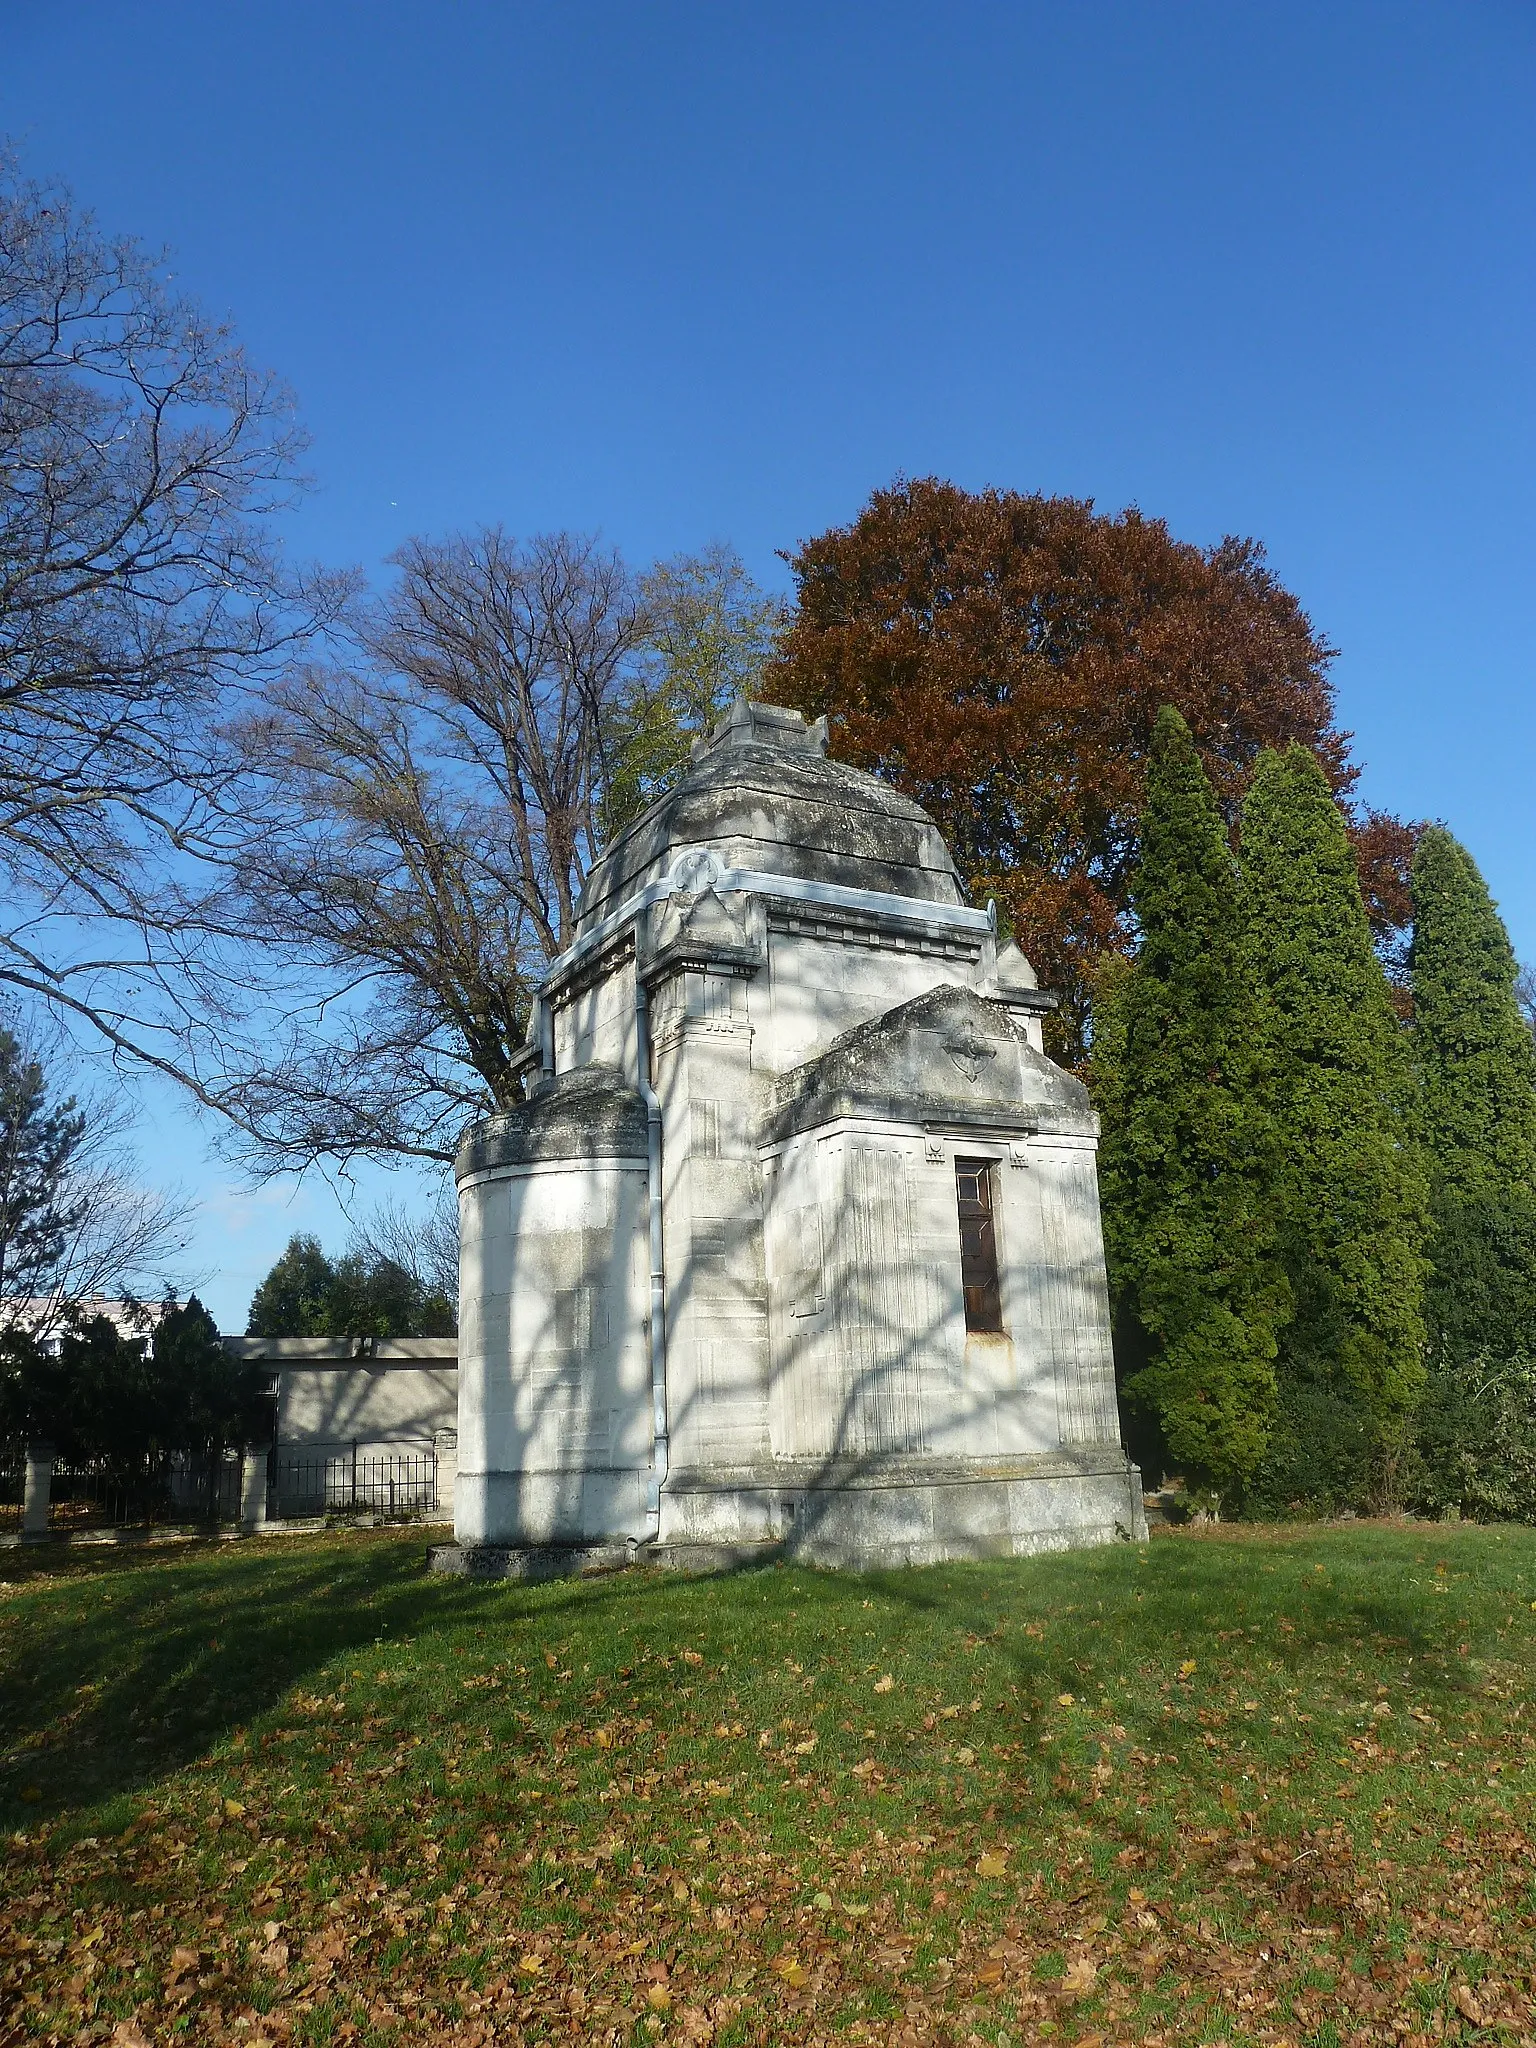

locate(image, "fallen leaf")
(1178, 1659), (1197, 1679)
(1057, 1693), (1075, 1707)
(647, 1983), (674, 2012)
(977, 1852), (1008, 1878)
(111, 2025), (151, 2048)
(681, 1649), (704, 1667)
(543, 1649), (558, 1669)
(792, 1735), (817, 1756)
(1059, 1955), (1098, 1996)
(874, 1673), (895, 1693)
(974, 1958), (1006, 1986)
(776, 1957), (809, 1988)
(167, 1945), (199, 1977)
(258, 1939), (289, 1972)
(956, 1745), (976, 1765)
(223, 1797), (245, 1817)
(1455, 1985), (1484, 2025)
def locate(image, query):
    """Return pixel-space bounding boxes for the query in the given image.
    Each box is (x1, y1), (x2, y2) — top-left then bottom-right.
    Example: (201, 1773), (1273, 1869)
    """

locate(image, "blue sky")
(6, 1), (1534, 1329)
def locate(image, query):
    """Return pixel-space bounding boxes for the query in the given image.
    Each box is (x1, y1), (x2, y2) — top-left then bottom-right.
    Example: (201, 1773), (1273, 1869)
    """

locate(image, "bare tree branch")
(0, 1011), (197, 1338)
(215, 528), (649, 1166)
(0, 143), (347, 1082)
(348, 1189), (459, 1307)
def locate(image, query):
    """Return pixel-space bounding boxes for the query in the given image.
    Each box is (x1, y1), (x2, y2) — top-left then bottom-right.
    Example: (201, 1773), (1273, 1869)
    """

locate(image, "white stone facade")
(453, 701), (1145, 1569)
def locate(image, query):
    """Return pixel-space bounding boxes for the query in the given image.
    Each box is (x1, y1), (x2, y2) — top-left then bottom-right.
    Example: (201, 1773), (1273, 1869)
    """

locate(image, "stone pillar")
(238, 1445), (270, 1532)
(22, 1440), (53, 1543)
(648, 950), (774, 1531)
(433, 1429), (458, 1524)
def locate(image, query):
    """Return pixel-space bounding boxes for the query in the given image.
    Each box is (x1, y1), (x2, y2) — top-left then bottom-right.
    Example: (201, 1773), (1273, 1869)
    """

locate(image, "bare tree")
(218, 528), (650, 1165)
(376, 528), (642, 955)
(0, 146), (344, 1089)
(211, 534), (787, 1170)
(348, 1189), (459, 1308)
(0, 146), (786, 1186)
(0, 1013), (196, 1338)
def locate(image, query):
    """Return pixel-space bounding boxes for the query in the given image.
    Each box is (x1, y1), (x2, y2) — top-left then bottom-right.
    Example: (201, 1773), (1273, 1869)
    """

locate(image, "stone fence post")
(22, 1440), (54, 1543)
(433, 1429), (458, 1527)
(239, 1444), (270, 1533)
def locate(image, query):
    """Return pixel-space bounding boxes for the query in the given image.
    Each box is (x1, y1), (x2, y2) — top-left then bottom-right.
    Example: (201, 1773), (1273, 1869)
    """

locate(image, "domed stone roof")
(454, 1064), (647, 1180)
(574, 700), (966, 934)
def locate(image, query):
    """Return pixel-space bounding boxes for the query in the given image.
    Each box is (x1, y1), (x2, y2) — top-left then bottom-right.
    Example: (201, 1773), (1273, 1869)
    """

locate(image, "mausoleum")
(449, 700), (1146, 1570)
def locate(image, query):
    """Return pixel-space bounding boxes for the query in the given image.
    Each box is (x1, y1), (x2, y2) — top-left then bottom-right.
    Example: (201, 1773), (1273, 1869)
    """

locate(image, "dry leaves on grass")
(11, 1801), (1536, 2045)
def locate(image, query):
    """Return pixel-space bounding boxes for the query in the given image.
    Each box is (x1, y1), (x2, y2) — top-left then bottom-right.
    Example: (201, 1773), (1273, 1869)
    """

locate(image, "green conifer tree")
(1408, 827), (1536, 1513)
(1094, 708), (1288, 1499)
(1411, 826), (1536, 1209)
(1241, 747), (1428, 1509)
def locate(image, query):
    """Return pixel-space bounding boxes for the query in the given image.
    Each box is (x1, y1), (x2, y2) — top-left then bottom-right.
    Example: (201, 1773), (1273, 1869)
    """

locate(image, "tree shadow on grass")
(0, 1528), (811, 1829)
(0, 1521), (1522, 1847)
(1, 1533), (505, 1827)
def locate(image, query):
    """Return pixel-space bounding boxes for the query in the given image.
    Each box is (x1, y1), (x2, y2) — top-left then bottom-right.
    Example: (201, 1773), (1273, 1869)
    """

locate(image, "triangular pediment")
(764, 985), (1093, 1145)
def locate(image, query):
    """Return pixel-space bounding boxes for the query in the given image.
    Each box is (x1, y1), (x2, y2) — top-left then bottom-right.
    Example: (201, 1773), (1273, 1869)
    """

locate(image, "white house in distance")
(445, 700), (1146, 1572)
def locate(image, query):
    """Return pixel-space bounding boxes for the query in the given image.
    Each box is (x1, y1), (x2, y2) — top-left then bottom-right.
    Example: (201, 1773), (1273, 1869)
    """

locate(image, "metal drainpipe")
(537, 992), (554, 1078)
(634, 973), (668, 1548)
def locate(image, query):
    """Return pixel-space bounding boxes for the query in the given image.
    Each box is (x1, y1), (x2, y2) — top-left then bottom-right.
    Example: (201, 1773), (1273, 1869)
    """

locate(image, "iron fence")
(0, 1445), (21, 1533)
(48, 1449), (243, 1530)
(272, 1445), (438, 1522)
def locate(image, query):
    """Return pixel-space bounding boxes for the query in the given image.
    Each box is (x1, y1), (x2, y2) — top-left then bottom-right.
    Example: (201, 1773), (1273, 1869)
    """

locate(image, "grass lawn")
(3, 1523), (1536, 2048)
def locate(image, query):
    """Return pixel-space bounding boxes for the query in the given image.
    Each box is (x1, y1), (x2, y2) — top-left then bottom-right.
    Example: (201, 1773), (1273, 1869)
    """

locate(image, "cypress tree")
(1094, 707), (1287, 1500)
(1408, 828), (1536, 1511)
(1410, 825), (1536, 1211)
(1241, 747), (1428, 1509)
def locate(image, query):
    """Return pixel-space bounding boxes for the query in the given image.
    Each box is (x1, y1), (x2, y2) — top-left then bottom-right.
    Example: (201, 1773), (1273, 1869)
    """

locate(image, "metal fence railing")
(3, 1442), (441, 1536)
(0, 1446), (22, 1534)
(272, 1445), (438, 1522)
(47, 1450), (243, 1531)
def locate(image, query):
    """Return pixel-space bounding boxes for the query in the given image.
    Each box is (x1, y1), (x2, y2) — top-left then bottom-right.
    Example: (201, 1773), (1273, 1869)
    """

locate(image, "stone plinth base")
(663, 1449), (1147, 1569)
(427, 1538), (775, 1581)
(436, 1450), (1146, 1575)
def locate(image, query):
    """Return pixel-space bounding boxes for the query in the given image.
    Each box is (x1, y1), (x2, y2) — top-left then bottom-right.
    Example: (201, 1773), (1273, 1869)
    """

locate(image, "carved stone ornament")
(942, 1018), (998, 1083)
(667, 847), (727, 899)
